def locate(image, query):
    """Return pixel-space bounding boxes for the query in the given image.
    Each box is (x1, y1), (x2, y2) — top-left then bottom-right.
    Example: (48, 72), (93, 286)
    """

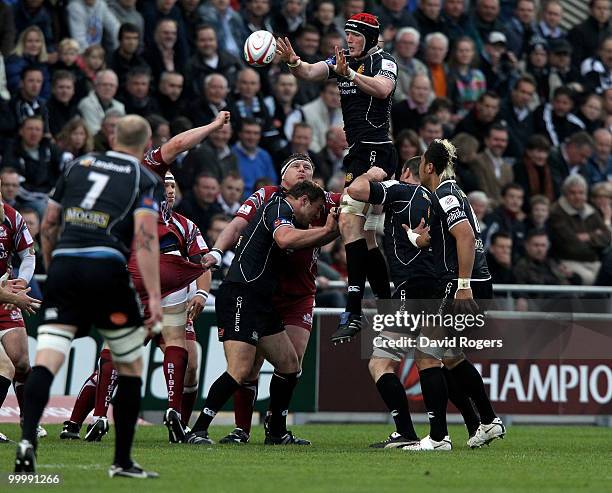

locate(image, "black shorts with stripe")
(343, 142), (398, 186)
(41, 256), (143, 338)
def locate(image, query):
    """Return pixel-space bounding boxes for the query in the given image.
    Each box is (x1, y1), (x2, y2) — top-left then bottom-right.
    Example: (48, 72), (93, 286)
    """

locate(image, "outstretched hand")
(214, 111), (230, 128)
(276, 37), (300, 65)
(334, 46), (350, 78)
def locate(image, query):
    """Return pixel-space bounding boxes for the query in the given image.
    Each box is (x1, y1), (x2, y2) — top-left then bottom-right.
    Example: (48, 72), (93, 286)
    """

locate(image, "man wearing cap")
(277, 13), (398, 344)
(548, 38), (581, 96)
(480, 31), (519, 95)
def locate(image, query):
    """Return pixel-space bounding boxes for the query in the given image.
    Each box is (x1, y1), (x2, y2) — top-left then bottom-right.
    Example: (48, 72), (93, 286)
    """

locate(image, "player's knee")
(368, 358), (394, 381)
(0, 356), (15, 380)
(443, 355), (465, 370)
(275, 351), (300, 374)
(13, 356), (30, 376)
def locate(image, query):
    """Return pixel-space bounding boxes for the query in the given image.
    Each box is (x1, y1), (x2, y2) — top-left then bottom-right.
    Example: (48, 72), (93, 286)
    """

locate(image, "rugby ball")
(244, 30), (276, 67)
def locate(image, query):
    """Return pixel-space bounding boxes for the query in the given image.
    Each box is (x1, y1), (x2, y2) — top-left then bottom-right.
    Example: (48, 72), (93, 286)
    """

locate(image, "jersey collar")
(106, 150), (141, 166)
(436, 179), (456, 190)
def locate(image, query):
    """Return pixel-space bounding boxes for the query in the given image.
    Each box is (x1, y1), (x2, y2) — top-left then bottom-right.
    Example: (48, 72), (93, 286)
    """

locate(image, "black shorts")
(343, 141), (398, 186)
(41, 256), (143, 338)
(393, 277), (440, 300)
(215, 282), (284, 346)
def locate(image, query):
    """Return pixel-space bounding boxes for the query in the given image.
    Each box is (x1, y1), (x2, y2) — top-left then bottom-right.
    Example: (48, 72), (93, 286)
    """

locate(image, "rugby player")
(187, 181), (338, 445)
(15, 115), (163, 478)
(403, 140), (505, 450)
(202, 154), (340, 444)
(347, 157), (482, 448)
(277, 13), (398, 343)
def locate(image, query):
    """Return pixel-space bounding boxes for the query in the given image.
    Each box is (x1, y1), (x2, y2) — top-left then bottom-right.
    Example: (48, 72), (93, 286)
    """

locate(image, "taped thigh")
(340, 193), (370, 217)
(37, 325), (75, 355)
(98, 326), (146, 363)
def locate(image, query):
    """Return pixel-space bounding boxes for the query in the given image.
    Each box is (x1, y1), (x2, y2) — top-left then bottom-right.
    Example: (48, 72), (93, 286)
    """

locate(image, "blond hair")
(13, 26), (48, 62)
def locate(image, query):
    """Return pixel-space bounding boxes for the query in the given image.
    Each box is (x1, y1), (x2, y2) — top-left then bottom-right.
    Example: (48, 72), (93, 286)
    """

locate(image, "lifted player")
(277, 13), (397, 343)
(202, 154), (339, 444)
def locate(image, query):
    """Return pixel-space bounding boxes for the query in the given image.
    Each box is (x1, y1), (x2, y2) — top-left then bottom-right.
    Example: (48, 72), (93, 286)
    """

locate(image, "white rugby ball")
(244, 30), (276, 67)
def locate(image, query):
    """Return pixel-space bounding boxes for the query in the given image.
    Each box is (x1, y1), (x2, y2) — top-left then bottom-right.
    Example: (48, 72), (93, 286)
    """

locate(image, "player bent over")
(202, 155), (340, 444)
(187, 182), (338, 444)
(277, 13), (397, 343)
(15, 116), (163, 478)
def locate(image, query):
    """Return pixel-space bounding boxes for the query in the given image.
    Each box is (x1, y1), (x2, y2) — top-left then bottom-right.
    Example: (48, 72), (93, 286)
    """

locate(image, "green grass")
(1, 424), (611, 493)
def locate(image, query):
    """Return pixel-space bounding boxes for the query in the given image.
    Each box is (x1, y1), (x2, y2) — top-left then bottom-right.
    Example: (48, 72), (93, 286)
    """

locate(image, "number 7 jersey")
(49, 151), (163, 261)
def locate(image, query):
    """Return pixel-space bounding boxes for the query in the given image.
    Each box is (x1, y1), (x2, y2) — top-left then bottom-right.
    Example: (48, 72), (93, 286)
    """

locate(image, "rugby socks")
(70, 370), (98, 424)
(93, 349), (117, 418)
(375, 373), (418, 439)
(13, 368), (31, 416)
(113, 375), (141, 469)
(0, 375), (11, 407)
(191, 372), (239, 432)
(345, 239), (369, 314)
(450, 360), (497, 424)
(367, 247), (391, 300)
(442, 367), (480, 437)
(268, 371), (299, 436)
(418, 367), (449, 442)
(181, 384), (198, 427)
(234, 379), (258, 434)
(163, 346), (188, 413)
(21, 365), (54, 443)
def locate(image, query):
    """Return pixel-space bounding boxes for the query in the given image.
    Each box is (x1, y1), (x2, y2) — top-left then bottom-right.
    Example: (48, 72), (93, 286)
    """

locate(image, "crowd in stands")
(1, 0), (612, 307)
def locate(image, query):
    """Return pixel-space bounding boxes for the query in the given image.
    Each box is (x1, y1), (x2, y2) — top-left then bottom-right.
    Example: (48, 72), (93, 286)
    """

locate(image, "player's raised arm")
(160, 111), (231, 164)
(276, 37), (329, 81)
(333, 45), (394, 100)
(347, 166), (388, 202)
(41, 201), (62, 271)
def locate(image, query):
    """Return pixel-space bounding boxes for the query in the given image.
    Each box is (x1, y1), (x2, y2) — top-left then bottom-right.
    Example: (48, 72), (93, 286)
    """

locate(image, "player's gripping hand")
(365, 166), (387, 182)
(402, 218), (430, 248)
(187, 294), (205, 321)
(325, 207), (340, 234)
(214, 110), (230, 128)
(276, 37), (300, 65)
(453, 288), (480, 316)
(145, 295), (163, 335)
(11, 288), (41, 315)
(201, 252), (220, 271)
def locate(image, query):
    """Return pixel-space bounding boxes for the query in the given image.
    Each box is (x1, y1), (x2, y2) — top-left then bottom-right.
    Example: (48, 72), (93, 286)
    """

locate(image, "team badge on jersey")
(0, 227), (6, 238)
(238, 204), (252, 216)
(440, 195), (461, 213)
(80, 157), (94, 167)
(357, 64), (364, 74)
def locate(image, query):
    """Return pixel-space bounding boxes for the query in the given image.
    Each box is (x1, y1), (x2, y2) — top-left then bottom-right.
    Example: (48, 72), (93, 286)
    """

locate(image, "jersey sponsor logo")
(90, 160), (132, 174)
(0, 227), (6, 238)
(273, 218), (293, 229)
(44, 308), (58, 320)
(237, 204), (252, 215)
(381, 59), (397, 75)
(440, 195), (461, 213)
(446, 208), (467, 226)
(65, 207), (110, 228)
(0, 244), (8, 260)
(79, 157), (94, 167)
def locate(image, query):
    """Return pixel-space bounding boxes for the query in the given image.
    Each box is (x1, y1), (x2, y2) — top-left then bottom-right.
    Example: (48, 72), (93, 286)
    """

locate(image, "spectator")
(548, 131), (595, 196)
(119, 66), (159, 117)
(473, 123), (513, 205)
(447, 36), (487, 119)
(179, 122), (238, 188)
(302, 81), (343, 153)
(471, 0), (507, 54)
(591, 181), (612, 234)
(441, 0), (471, 45)
(1, 115), (62, 217)
(506, 0), (537, 58)
(418, 114), (444, 152)
(568, 0), (611, 71)
(178, 0), (203, 50)
(480, 31), (519, 96)
(187, 73), (229, 127)
(453, 132), (482, 193)
(391, 73), (432, 137)
(316, 126), (348, 183)
(374, 0), (416, 48)
(522, 36), (550, 104)
(264, 72), (304, 148)
(514, 134), (555, 203)
(92, 109), (121, 151)
(231, 118), (277, 197)
(484, 182), (527, 258)
(333, 0), (364, 41)
(423, 32), (449, 98)
(13, 0), (56, 56)
(67, 0), (121, 53)
(514, 229), (573, 286)
(205, 213), (234, 276)
(16, 206), (45, 288)
(272, 0), (306, 39)
(141, 0), (189, 63)
(293, 25), (325, 104)
(273, 122), (321, 175)
(217, 172), (244, 215)
(157, 71), (185, 123)
(533, 85), (585, 148)
(0, 168), (23, 209)
(0, 2), (16, 58)
(183, 24), (242, 99)
(584, 128), (612, 185)
(147, 114), (170, 148)
(175, 172), (224, 233)
(394, 128), (419, 168)
(5, 26), (51, 100)
(576, 93), (604, 134)
(548, 39), (581, 97)
(536, 0), (565, 42)
(320, 31), (344, 59)
(107, 22), (150, 90)
(526, 194), (551, 231)
(311, 0), (339, 38)
(454, 90), (501, 143)
(144, 18), (186, 81)
(199, 0), (247, 59)
(548, 174), (611, 285)
(242, 0), (274, 36)
(78, 69), (125, 134)
(6, 66), (50, 137)
(499, 75), (536, 159)
(486, 232), (516, 283)
(583, 36), (612, 95)
(56, 117), (93, 166)
(429, 96), (455, 136)
(392, 27), (427, 103)
(107, 0), (144, 35)
(79, 44), (106, 82)
(0, 56), (9, 101)
(52, 38), (89, 101)
(468, 190), (490, 231)
(413, 0), (445, 43)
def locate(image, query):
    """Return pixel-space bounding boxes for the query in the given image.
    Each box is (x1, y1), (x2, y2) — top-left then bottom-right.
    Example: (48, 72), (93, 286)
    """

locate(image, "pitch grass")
(1, 424), (611, 493)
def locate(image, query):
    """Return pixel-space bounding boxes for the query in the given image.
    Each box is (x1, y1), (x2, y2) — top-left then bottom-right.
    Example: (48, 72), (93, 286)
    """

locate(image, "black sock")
(268, 371), (299, 436)
(375, 373), (418, 440)
(442, 367), (480, 436)
(21, 366), (54, 444)
(418, 367), (448, 441)
(367, 247), (391, 300)
(0, 375), (11, 407)
(113, 375), (142, 469)
(345, 239), (369, 314)
(192, 372), (239, 432)
(450, 360), (496, 424)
